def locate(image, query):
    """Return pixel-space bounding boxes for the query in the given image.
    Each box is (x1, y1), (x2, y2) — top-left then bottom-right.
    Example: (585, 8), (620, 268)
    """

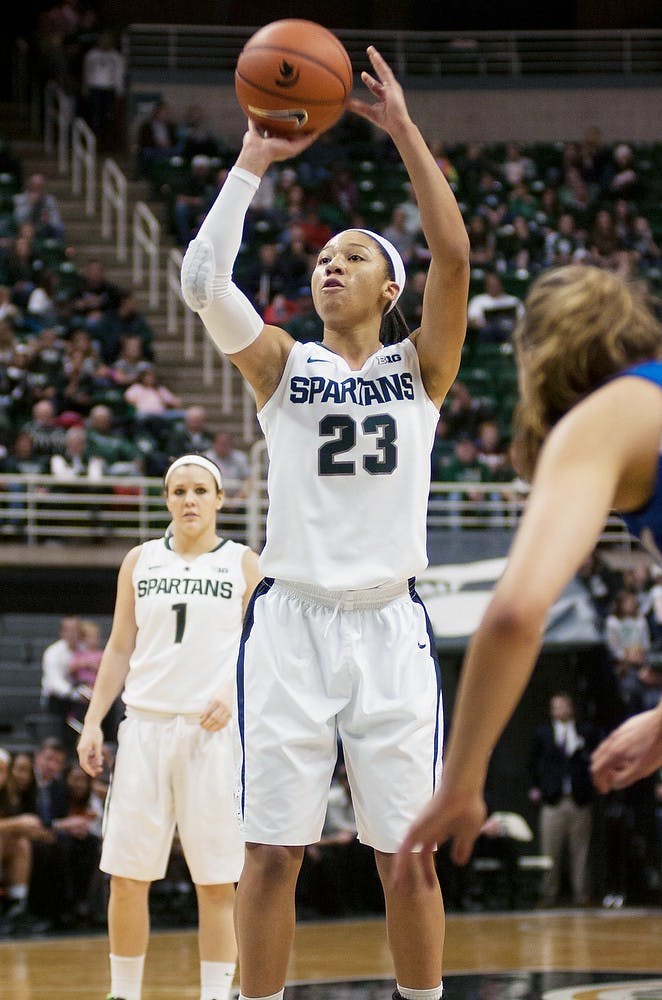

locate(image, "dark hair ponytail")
(379, 304), (410, 345)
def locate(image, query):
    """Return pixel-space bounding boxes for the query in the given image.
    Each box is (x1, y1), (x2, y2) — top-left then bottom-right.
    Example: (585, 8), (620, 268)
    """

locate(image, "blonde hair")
(513, 264), (662, 480)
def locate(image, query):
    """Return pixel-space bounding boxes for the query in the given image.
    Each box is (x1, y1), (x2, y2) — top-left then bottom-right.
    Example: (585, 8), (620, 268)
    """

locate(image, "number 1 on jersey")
(171, 602), (187, 643)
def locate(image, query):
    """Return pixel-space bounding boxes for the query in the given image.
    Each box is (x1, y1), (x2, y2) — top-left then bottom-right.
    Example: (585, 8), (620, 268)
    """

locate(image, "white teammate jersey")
(258, 338), (440, 590)
(124, 536), (248, 713)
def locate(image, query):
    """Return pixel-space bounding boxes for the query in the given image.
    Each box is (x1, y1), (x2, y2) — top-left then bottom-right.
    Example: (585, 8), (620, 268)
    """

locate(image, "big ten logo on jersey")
(377, 353), (401, 364)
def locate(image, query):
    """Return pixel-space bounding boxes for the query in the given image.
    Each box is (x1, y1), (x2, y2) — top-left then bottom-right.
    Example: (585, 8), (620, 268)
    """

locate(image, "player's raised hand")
(348, 46), (411, 135)
(237, 119), (321, 176)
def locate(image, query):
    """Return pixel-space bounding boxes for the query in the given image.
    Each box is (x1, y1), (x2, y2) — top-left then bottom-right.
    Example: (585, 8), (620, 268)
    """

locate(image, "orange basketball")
(235, 20), (353, 137)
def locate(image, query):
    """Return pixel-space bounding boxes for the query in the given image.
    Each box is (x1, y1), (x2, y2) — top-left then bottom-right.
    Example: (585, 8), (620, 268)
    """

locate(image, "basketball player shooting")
(181, 45), (470, 1000)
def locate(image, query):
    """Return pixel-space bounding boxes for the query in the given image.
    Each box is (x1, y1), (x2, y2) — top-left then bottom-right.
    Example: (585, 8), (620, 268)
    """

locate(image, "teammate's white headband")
(0, 748), (10, 766)
(353, 229), (406, 313)
(164, 454), (223, 490)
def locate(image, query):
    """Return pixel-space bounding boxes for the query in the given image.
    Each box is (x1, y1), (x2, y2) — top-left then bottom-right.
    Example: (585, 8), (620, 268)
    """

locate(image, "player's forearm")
(442, 603), (545, 792)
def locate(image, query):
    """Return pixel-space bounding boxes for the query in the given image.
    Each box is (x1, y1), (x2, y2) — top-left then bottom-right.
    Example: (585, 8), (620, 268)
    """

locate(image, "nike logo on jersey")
(307, 357), (333, 364)
(148, 564), (165, 570)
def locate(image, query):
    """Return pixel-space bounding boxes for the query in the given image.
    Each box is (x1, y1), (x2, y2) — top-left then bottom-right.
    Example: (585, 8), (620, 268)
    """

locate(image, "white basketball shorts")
(235, 577), (443, 853)
(101, 709), (244, 884)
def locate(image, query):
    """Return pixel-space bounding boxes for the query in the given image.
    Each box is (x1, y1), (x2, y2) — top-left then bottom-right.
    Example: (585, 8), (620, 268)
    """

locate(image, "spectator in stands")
(602, 143), (644, 202)
(444, 435), (492, 528)
(30, 737), (102, 928)
(632, 216), (662, 271)
(606, 589), (654, 713)
(10, 752), (37, 811)
(475, 419), (511, 479)
(0, 747), (52, 932)
(40, 616), (83, 742)
(444, 380), (495, 440)
(398, 269), (427, 331)
(3, 228), (40, 308)
(26, 268), (60, 329)
(172, 154), (218, 246)
(382, 206), (418, 263)
(62, 763), (105, 923)
(124, 362), (182, 423)
(21, 399), (66, 461)
(95, 288), (155, 365)
(55, 343), (98, 416)
(262, 292), (300, 327)
(71, 258), (121, 330)
(166, 404), (213, 459)
(527, 693), (600, 908)
(0, 288), (20, 327)
(51, 424), (104, 479)
(500, 142), (535, 188)
(240, 241), (291, 314)
(395, 181), (422, 237)
(579, 125), (610, 194)
(13, 174), (65, 243)
(467, 214), (496, 270)
(467, 271), (524, 343)
(204, 430), (251, 504)
(108, 333), (147, 389)
(29, 325), (67, 391)
(0, 428), (48, 474)
(68, 619), (103, 692)
(81, 30), (125, 153)
(430, 413), (454, 480)
(178, 103), (223, 163)
(86, 403), (142, 474)
(135, 100), (180, 178)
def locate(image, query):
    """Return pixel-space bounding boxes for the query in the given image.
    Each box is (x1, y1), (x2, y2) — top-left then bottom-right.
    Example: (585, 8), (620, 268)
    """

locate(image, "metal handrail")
(71, 118), (97, 216)
(101, 159), (128, 262)
(0, 472), (632, 555)
(125, 25), (662, 79)
(133, 201), (160, 309)
(43, 81), (72, 176)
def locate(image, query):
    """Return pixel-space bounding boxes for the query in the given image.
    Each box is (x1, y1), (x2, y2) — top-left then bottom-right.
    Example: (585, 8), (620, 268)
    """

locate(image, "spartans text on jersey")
(136, 577), (234, 598)
(289, 372), (415, 406)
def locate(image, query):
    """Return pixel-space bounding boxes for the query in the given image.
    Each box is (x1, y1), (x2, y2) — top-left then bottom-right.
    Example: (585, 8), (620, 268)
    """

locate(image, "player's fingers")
(450, 833), (477, 867)
(366, 45), (393, 78)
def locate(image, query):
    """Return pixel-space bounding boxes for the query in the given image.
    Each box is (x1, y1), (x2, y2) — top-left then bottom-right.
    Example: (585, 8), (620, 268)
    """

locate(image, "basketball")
(234, 20), (353, 137)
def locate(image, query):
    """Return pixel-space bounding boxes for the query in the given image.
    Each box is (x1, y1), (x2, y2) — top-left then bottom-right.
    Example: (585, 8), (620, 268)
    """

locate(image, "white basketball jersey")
(258, 338), (440, 590)
(124, 536), (248, 713)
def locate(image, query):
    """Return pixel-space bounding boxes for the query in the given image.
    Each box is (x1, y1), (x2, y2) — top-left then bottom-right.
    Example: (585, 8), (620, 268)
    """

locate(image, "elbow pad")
(181, 235), (217, 312)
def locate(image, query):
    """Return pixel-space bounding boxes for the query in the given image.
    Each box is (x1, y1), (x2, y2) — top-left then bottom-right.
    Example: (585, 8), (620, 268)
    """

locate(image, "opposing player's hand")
(77, 722), (104, 777)
(393, 785), (487, 888)
(237, 119), (321, 176)
(200, 696), (232, 732)
(591, 706), (662, 792)
(348, 46), (411, 136)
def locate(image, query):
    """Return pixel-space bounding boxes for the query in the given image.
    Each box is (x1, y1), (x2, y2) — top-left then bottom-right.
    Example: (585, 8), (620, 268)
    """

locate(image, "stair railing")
(133, 201), (160, 309)
(71, 117), (96, 216)
(101, 159), (128, 261)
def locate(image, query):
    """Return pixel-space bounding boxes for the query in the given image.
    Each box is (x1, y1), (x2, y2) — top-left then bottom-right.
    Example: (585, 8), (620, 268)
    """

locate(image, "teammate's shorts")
(235, 577), (443, 853)
(101, 709), (244, 884)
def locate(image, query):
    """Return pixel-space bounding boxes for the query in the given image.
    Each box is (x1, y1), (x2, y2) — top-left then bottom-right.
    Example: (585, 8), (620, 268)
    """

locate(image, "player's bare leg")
(108, 875), (151, 955)
(234, 843), (305, 996)
(375, 850), (444, 991)
(197, 882), (237, 961)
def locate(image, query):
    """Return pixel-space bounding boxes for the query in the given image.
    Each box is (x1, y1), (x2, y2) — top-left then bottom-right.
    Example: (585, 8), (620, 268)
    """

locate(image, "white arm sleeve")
(180, 165), (265, 355)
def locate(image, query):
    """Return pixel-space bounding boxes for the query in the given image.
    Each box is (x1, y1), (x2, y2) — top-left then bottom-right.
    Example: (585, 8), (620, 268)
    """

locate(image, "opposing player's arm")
(398, 378), (662, 864)
(78, 546), (140, 775)
(349, 47), (470, 408)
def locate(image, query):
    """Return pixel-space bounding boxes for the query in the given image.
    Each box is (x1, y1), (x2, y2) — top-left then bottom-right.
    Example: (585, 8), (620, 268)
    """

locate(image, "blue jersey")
(616, 360), (662, 560)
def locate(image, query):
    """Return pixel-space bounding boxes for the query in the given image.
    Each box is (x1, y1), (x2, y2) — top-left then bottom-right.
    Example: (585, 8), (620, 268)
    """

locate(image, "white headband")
(164, 454), (223, 491)
(353, 229), (407, 313)
(0, 748), (10, 766)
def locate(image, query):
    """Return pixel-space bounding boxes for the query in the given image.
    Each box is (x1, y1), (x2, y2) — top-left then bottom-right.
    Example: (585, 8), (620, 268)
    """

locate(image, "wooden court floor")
(1, 909), (661, 1000)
